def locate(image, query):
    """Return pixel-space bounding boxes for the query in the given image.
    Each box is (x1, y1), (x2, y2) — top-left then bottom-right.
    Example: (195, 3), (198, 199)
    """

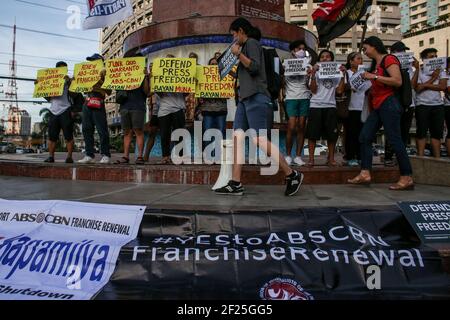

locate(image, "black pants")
(343, 110), (363, 160)
(159, 110), (186, 158)
(445, 106), (450, 140)
(385, 107), (414, 161)
(82, 105), (110, 158)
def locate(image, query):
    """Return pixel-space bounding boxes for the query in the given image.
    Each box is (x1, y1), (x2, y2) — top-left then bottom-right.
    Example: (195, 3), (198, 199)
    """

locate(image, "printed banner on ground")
(350, 71), (372, 92)
(33, 67), (68, 98)
(83, 0), (134, 30)
(195, 66), (235, 99)
(217, 43), (239, 80)
(151, 58), (197, 93)
(394, 52), (415, 70)
(398, 201), (450, 243)
(102, 57), (146, 91)
(0, 200), (145, 300)
(96, 207), (450, 300)
(283, 58), (310, 76)
(69, 60), (104, 93)
(318, 62), (342, 79)
(423, 57), (447, 75)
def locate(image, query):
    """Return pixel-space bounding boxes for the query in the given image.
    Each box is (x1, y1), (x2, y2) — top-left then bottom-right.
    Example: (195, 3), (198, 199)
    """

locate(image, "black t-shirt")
(121, 83), (147, 111)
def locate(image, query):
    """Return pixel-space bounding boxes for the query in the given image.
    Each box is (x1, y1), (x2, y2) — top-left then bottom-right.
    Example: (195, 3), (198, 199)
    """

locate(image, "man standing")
(43, 61), (74, 164)
(215, 18), (303, 197)
(78, 53), (112, 164)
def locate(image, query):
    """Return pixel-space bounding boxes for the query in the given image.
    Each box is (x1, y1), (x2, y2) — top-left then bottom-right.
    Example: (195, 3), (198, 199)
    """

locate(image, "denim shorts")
(233, 93), (272, 132)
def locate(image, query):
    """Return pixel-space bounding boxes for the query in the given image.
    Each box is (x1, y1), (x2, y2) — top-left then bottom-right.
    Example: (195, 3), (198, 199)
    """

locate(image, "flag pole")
(359, 12), (371, 53)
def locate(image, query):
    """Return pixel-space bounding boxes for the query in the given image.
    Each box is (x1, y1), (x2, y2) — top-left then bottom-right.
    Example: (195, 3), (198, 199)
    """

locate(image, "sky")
(0, 0), (101, 127)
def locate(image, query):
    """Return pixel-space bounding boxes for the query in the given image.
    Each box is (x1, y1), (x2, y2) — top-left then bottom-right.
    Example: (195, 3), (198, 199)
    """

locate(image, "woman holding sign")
(348, 36), (414, 191)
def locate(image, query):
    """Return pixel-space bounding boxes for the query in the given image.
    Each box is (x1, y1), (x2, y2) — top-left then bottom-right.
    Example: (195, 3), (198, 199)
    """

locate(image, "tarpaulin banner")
(96, 207), (450, 300)
(0, 200), (145, 300)
(83, 0), (134, 30)
(151, 58), (197, 93)
(313, 0), (372, 47)
(33, 67), (68, 98)
(69, 60), (104, 93)
(102, 57), (146, 91)
(195, 66), (235, 99)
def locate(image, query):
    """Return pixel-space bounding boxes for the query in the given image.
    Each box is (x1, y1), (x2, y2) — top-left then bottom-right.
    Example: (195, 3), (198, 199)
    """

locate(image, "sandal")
(135, 157), (145, 165)
(159, 158), (172, 165)
(114, 157), (130, 165)
(326, 160), (338, 167)
(348, 175), (371, 186)
(389, 182), (415, 191)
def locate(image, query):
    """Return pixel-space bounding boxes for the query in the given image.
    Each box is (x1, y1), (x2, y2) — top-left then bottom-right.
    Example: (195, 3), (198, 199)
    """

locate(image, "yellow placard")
(69, 60), (103, 93)
(195, 65), (235, 99)
(151, 58), (197, 93)
(33, 67), (68, 98)
(102, 57), (146, 90)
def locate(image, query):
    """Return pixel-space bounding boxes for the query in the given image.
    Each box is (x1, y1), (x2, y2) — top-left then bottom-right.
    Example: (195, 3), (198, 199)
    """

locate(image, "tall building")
(400, 0), (450, 58)
(287, 0), (402, 60)
(6, 108), (31, 137)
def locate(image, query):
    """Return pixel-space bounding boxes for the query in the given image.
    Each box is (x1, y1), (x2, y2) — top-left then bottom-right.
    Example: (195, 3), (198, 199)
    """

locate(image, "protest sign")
(283, 58), (309, 76)
(102, 57), (146, 91)
(350, 71), (372, 92)
(69, 60), (104, 93)
(217, 43), (239, 80)
(33, 67), (68, 98)
(394, 52), (414, 70)
(423, 57), (447, 76)
(318, 62), (342, 79)
(195, 66), (235, 99)
(83, 0), (133, 30)
(151, 58), (197, 93)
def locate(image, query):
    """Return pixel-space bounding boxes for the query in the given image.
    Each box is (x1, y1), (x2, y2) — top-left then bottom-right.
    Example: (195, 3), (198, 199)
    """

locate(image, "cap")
(86, 53), (104, 61)
(390, 42), (410, 53)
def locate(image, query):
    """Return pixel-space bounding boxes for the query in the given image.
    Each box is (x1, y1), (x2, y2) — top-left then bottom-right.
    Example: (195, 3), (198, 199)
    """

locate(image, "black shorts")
(306, 107), (338, 142)
(445, 106), (450, 140)
(149, 115), (159, 127)
(48, 109), (74, 142)
(415, 105), (445, 140)
(120, 109), (146, 130)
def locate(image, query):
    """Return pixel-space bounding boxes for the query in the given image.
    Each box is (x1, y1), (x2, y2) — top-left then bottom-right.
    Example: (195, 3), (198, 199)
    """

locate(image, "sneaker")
(99, 156), (111, 164)
(65, 157), (74, 164)
(215, 181), (244, 196)
(44, 157), (55, 163)
(293, 156), (306, 167)
(348, 159), (359, 167)
(285, 156), (293, 165)
(285, 170), (304, 197)
(78, 156), (95, 164)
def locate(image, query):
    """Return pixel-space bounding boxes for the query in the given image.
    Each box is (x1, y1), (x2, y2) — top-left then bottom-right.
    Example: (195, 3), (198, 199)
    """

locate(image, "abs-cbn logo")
(10, 213), (70, 226)
(260, 278), (314, 301)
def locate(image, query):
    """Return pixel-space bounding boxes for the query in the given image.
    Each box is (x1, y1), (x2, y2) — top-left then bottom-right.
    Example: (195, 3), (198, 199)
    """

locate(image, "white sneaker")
(294, 156), (306, 167)
(99, 156), (111, 164)
(78, 156), (95, 164)
(285, 156), (293, 165)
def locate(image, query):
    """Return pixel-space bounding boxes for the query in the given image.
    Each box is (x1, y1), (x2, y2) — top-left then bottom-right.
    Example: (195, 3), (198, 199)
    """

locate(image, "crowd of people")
(41, 17), (450, 195)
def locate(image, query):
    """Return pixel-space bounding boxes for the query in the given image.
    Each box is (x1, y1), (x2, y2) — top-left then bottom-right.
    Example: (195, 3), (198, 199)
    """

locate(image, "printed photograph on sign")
(283, 58), (310, 76)
(318, 62), (342, 79)
(69, 60), (104, 93)
(33, 67), (68, 98)
(423, 57), (447, 76)
(151, 58), (197, 93)
(195, 66), (235, 99)
(102, 57), (146, 91)
(350, 71), (372, 92)
(217, 43), (239, 80)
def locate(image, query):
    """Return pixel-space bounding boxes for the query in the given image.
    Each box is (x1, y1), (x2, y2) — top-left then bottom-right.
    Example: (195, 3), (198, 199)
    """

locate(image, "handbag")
(86, 96), (104, 109)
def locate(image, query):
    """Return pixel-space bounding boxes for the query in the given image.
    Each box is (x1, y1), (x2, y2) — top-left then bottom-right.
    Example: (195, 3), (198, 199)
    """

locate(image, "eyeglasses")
(362, 48), (367, 53)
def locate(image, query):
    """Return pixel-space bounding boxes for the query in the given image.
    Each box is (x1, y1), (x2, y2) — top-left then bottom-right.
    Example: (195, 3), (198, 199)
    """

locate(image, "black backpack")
(263, 48), (283, 102)
(380, 54), (412, 110)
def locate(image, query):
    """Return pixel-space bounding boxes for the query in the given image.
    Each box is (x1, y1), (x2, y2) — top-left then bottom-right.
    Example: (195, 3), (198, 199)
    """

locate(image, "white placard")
(423, 57), (447, 76)
(318, 62), (342, 79)
(394, 52), (415, 70)
(350, 71), (372, 92)
(284, 58), (309, 76)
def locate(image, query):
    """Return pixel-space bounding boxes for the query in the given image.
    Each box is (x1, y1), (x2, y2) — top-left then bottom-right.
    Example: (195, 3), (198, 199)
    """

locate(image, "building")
(6, 107), (31, 137)
(287, 0), (402, 60)
(401, 0), (450, 58)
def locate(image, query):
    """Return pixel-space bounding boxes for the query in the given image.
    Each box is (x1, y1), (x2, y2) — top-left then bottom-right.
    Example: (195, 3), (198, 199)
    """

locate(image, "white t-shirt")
(347, 70), (370, 111)
(416, 69), (448, 106)
(309, 77), (340, 109)
(285, 75), (311, 100)
(49, 82), (71, 116)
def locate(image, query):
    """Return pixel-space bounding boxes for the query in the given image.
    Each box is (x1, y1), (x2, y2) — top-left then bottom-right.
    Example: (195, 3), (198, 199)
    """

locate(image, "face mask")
(295, 50), (306, 59)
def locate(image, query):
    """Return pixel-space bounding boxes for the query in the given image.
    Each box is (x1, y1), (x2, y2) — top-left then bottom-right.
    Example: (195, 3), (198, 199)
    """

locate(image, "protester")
(114, 54), (150, 165)
(445, 58), (450, 157)
(143, 93), (160, 162)
(42, 61), (74, 163)
(282, 40), (312, 167)
(156, 54), (188, 164)
(348, 36), (414, 191)
(306, 49), (346, 167)
(215, 17), (303, 197)
(198, 57), (228, 146)
(78, 53), (112, 164)
(343, 52), (370, 167)
(413, 48), (447, 158)
(384, 41), (419, 166)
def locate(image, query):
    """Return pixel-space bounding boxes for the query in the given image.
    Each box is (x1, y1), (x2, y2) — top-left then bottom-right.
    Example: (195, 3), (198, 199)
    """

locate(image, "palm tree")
(39, 108), (51, 136)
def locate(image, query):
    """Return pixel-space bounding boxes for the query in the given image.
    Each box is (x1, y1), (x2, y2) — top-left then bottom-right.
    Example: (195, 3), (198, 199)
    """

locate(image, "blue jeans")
(360, 96), (413, 176)
(203, 114), (227, 138)
(82, 105), (111, 158)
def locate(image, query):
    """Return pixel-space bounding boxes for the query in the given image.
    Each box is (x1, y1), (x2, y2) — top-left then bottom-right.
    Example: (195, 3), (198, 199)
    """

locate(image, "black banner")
(96, 207), (450, 300)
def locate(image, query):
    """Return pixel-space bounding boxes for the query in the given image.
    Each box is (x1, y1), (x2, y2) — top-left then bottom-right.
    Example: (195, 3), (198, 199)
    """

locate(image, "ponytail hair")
(230, 17), (254, 35)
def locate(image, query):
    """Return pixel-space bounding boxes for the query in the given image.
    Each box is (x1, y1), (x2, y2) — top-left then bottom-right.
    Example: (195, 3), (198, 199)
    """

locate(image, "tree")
(39, 108), (51, 135)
